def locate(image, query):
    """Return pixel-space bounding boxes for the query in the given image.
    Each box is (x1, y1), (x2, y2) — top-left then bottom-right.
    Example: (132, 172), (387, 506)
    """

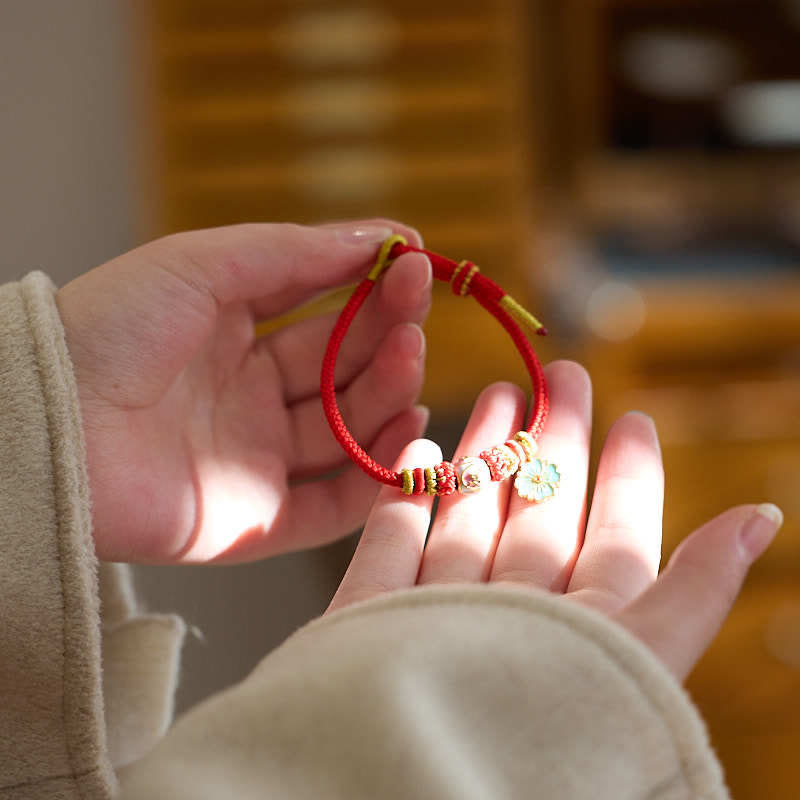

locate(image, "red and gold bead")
(479, 447), (504, 481)
(434, 461), (457, 496)
(479, 445), (518, 481)
(499, 443), (521, 474)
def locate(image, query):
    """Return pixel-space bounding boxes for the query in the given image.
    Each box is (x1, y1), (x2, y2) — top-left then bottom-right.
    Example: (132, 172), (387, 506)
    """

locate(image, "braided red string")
(320, 278), (403, 486)
(321, 241), (549, 488)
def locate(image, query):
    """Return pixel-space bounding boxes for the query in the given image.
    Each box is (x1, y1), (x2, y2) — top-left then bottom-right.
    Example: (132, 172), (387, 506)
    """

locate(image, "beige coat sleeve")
(0, 274), (184, 800)
(0, 273), (730, 799)
(118, 585), (730, 800)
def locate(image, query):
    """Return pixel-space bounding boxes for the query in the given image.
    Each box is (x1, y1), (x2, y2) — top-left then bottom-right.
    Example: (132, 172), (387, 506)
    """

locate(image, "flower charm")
(514, 458), (561, 503)
(455, 456), (491, 494)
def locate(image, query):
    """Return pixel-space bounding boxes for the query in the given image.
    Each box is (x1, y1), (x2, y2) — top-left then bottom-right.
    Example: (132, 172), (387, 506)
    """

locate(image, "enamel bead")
(455, 456), (491, 494)
(515, 458), (561, 503)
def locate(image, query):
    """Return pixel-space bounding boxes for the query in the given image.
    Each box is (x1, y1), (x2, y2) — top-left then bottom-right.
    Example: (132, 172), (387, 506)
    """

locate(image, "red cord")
(321, 241), (550, 490)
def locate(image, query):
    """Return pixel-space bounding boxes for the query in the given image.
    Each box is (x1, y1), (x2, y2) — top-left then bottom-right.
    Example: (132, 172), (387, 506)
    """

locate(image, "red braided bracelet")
(321, 235), (561, 502)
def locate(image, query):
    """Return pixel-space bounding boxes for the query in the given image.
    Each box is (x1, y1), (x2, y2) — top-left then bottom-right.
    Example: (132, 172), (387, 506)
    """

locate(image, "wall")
(0, 0), (347, 714)
(0, 0), (137, 284)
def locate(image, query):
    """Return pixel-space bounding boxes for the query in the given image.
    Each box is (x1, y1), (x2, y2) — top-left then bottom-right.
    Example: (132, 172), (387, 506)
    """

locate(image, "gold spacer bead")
(401, 468), (414, 495)
(424, 466), (437, 496)
(513, 430), (538, 461)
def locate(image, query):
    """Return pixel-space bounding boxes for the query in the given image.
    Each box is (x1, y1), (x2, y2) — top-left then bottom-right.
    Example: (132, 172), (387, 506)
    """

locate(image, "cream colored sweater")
(0, 273), (730, 799)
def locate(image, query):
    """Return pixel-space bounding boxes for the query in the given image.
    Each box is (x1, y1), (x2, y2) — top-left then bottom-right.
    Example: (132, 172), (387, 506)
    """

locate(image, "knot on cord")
(451, 260), (480, 297)
(367, 234), (408, 281)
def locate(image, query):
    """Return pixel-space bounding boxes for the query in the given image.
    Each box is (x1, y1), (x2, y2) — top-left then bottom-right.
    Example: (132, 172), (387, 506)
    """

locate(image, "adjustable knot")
(367, 234), (408, 281)
(451, 260), (480, 297)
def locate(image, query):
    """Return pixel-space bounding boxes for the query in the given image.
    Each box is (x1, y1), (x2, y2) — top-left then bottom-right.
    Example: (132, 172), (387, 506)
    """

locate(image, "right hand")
(57, 220), (432, 564)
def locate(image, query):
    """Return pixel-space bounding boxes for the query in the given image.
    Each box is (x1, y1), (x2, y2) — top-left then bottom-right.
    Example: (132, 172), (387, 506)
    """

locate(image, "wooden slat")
(165, 84), (513, 127)
(163, 115), (517, 167)
(167, 151), (517, 194)
(160, 16), (512, 58)
(156, 0), (508, 31)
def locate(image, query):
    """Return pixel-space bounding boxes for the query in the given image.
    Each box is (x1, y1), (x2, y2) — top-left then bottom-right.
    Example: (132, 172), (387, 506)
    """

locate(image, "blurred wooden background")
(137, 1), (800, 796)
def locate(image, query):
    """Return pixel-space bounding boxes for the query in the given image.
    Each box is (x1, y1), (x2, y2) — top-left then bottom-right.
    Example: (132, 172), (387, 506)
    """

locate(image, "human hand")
(327, 361), (783, 681)
(56, 220), (432, 564)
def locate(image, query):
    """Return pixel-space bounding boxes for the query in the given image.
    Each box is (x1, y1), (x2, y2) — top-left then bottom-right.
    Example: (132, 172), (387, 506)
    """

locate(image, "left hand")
(57, 220), (432, 563)
(328, 361), (781, 681)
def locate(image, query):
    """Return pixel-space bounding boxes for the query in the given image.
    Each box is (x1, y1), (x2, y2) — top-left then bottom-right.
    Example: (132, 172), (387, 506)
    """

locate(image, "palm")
(98, 303), (295, 563)
(56, 222), (431, 563)
(329, 362), (780, 681)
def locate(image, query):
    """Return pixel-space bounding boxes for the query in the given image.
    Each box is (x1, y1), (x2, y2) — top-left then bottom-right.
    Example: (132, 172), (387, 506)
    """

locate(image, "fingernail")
(414, 404), (430, 432)
(397, 323), (426, 359)
(332, 224), (394, 245)
(410, 255), (432, 294)
(740, 503), (784, 560)
(406, 225), (424, 247)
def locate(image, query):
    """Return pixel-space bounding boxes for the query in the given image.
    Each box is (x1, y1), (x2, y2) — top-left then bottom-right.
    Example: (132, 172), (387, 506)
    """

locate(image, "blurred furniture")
(140, 2), (800, 793)
(140, 0), (541, 411)
(538, 2), (800, 797)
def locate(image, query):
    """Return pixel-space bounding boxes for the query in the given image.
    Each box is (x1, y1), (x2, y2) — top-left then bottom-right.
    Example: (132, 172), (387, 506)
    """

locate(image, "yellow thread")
(450, 260), (467, 289)
(424, 466), (437, 496)
(401, 468), (414, 495)
(514, 430), (538, 461)
(460, 264), (480, 297)
(500, 295), (545, 333)
(254, 320), (272, 338)
(367, 234), (408, 281)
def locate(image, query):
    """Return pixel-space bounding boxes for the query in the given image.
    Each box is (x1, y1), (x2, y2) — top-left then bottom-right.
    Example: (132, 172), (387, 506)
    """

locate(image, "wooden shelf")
(141, 0), (536, 411)
(576, 153), (800, 229)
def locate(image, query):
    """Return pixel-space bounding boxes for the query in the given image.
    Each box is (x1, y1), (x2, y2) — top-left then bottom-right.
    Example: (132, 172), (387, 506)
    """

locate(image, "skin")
(328, 364), (783, 681)
(56, 219), (433, 564)
(55, 220), (782, 680)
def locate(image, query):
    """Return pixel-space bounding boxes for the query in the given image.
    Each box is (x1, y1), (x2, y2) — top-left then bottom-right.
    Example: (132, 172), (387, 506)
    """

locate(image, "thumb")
(146, 219), (423, 318)
(615, 503), (783, 681)
(58, 220), (421, 399)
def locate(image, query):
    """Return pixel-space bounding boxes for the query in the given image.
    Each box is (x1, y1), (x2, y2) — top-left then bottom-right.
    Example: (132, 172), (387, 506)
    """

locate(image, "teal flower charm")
(514, 458), (561, 503)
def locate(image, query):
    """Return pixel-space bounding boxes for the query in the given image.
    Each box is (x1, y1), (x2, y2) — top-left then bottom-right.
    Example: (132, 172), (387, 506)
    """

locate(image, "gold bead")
(424, 466), (437, 496)
(513, 430), (538, 461)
